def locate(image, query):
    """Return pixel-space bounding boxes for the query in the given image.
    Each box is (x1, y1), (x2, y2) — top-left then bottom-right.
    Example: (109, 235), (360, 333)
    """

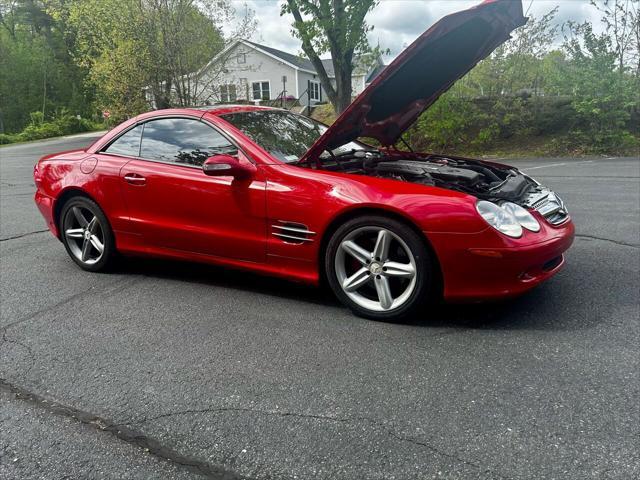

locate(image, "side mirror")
(202, 154), (254, 179)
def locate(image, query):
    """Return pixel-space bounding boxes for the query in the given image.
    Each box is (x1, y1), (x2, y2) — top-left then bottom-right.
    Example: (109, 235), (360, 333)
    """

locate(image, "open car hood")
(301, 0), (526, 164)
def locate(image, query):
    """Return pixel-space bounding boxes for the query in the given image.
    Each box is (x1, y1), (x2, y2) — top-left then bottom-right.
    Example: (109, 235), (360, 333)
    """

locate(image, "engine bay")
(313, 149), (543, 204)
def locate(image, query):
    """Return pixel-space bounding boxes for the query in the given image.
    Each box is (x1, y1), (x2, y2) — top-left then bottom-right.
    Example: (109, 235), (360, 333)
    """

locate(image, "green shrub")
(405, 92), (638, 156)
(19, 121), (64, 140)
(407, 95), (482, 152)
(0, 133), (19, 145)
(0, 111), (103, 145)
(29, 111), (45, 125)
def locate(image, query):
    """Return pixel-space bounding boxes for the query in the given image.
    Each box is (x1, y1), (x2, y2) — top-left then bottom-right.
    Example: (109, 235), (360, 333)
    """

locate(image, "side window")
(139, 118), (237, 166)
(103, 124), (143, 157)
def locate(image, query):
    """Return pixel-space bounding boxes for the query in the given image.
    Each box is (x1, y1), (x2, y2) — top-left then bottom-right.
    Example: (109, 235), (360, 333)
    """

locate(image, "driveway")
(1, 135), (638, 479)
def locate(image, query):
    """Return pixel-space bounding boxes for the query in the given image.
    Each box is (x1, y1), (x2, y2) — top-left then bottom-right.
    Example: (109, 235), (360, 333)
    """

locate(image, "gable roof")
(243, 40), (384, 79)
(200, 39), (385, 80)
(244, 40), (316, 72)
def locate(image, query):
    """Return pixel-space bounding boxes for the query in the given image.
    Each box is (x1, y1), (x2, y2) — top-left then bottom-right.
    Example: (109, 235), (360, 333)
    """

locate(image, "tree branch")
(286, 0), (337, 103)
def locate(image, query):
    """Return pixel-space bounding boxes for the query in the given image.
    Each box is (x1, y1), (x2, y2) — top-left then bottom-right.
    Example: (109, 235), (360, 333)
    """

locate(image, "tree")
(138, 0), (229, 108)
(460, 8), (560, 98)
(559, 20), (637, 148)
(59, 0), (231, 119)
(590, 0), (637, 73)
(0, 0), (91, 133)
(631, 1), (640, 75)
(281, 0), (378, 114)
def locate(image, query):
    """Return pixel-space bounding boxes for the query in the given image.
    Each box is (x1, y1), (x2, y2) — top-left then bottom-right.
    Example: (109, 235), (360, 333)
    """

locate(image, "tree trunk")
(153, 79), (172, 109)
(334, 66), (352, 113)
(332, 52), (353, 114)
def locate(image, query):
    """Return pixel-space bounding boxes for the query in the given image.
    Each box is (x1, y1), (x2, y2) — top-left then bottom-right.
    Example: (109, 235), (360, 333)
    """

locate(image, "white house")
(172, 39), (385, 110)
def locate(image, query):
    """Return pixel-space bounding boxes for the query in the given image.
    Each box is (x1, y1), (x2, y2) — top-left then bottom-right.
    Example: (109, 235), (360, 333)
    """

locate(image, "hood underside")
(301, 0), (526, 164)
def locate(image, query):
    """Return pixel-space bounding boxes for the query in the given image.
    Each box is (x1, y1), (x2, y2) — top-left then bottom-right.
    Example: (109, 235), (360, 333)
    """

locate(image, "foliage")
(405, 4), (640, 156)
(0, 0), (93, 133)
(0, 0), (239, 132)
(0, 110), (102, 144)
(282, 0), (381, 114)
(1, 0), (639, 155)
(558, 19), (638, 151)
(310, 2), (638, 156)
(588, 0), (637, 72)
(59, 0), (228, 120)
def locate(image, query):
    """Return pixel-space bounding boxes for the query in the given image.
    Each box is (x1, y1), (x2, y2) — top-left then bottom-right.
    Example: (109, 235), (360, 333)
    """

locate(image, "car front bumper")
(426, 216), (575, 302)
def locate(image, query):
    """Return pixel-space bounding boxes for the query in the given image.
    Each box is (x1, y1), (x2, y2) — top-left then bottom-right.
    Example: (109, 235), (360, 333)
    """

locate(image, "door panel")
(111, 117), (267, 263)
(119, 156), (266, 262)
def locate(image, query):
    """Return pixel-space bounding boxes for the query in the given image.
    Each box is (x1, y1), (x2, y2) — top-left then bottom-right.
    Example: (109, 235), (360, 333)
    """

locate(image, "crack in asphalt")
(1, 330), (502, 478)
(0, 276), (143, 333)
(575, 234), (639, 249)
(127, 407), (512, 479)
(0, 284), (102, 333)
(0, 229), (49, 242)
(0, 378), (247, 479)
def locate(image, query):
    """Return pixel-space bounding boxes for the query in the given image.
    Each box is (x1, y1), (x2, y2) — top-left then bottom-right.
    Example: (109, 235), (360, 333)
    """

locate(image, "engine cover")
(375, 160), (483, 186)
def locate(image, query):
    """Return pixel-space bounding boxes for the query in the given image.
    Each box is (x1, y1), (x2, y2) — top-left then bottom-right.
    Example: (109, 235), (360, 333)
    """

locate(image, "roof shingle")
(244, 41), (316, 71)
(243, 40), (383, 79)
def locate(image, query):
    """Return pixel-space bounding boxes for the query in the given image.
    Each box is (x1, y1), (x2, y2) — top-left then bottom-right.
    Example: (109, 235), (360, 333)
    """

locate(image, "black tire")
(59, 196), (116, 272)
(325, 215), (435, 321)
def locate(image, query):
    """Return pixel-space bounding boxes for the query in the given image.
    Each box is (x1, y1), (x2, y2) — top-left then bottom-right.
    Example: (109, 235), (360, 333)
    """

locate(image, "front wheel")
(325, 215), (435, 321)
(60, 196), (116, 272)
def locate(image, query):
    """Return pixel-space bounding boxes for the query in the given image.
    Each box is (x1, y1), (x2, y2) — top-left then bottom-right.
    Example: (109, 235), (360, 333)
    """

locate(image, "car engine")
(312, 149), (569, 225)
(316, 150), (542, 204)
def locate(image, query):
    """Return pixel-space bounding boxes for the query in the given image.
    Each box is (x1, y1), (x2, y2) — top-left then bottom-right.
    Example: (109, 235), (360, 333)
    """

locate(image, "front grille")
(272, 222), (316, 244)
(525, 190), (569, 226)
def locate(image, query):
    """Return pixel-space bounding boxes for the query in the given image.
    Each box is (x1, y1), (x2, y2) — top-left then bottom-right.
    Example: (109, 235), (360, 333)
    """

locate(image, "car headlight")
(501, 202), (540, 232)
(476, 200), (523, 238)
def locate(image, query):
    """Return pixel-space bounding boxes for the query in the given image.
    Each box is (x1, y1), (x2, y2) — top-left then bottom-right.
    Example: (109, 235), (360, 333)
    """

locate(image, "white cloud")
(229, 1), (300, 52)
(229, 0), (604, 61)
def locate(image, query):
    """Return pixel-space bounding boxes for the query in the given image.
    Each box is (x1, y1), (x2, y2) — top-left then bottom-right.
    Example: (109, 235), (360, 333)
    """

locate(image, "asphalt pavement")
(1, 134), (638, 479)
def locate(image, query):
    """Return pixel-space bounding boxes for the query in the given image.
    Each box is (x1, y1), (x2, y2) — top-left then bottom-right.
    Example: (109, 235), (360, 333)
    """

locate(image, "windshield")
(220, 110), (365, 163)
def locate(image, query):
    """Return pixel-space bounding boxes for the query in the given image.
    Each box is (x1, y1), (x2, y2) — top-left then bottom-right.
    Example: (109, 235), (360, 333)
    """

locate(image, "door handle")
(123, 173), (146, 186)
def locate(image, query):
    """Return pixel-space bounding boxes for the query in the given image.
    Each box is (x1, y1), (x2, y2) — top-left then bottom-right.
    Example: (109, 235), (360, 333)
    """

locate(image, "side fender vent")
(272, 222), (316, 244)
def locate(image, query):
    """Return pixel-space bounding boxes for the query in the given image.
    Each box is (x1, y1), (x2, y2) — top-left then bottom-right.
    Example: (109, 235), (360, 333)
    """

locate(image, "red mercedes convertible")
(34, 0), (574, 320)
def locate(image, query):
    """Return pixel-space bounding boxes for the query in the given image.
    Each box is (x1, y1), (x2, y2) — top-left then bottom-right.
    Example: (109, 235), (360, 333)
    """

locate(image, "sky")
(229, 0), (604, 61)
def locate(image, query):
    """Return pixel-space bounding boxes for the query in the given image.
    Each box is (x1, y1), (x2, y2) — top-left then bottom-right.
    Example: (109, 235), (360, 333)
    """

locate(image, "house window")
(252, 81), (270, 101)
(220, 84), (237, 103)
(309, 81), (321, 101)
(237, 53), (246, 64)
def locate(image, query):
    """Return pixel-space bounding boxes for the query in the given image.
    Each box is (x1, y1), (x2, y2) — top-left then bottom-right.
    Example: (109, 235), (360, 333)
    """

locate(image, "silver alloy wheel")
(335, 227), (417, 312)
(63, 206), (105, 265)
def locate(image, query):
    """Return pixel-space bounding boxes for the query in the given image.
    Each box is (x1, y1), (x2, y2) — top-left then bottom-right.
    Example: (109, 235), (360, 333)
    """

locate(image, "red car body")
(34, 0), (574, 304)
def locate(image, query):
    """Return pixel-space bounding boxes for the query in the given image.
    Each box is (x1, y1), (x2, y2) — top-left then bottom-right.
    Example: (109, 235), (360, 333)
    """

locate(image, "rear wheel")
(325, 215), (434, 321)
(60, 196), (115, 272)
